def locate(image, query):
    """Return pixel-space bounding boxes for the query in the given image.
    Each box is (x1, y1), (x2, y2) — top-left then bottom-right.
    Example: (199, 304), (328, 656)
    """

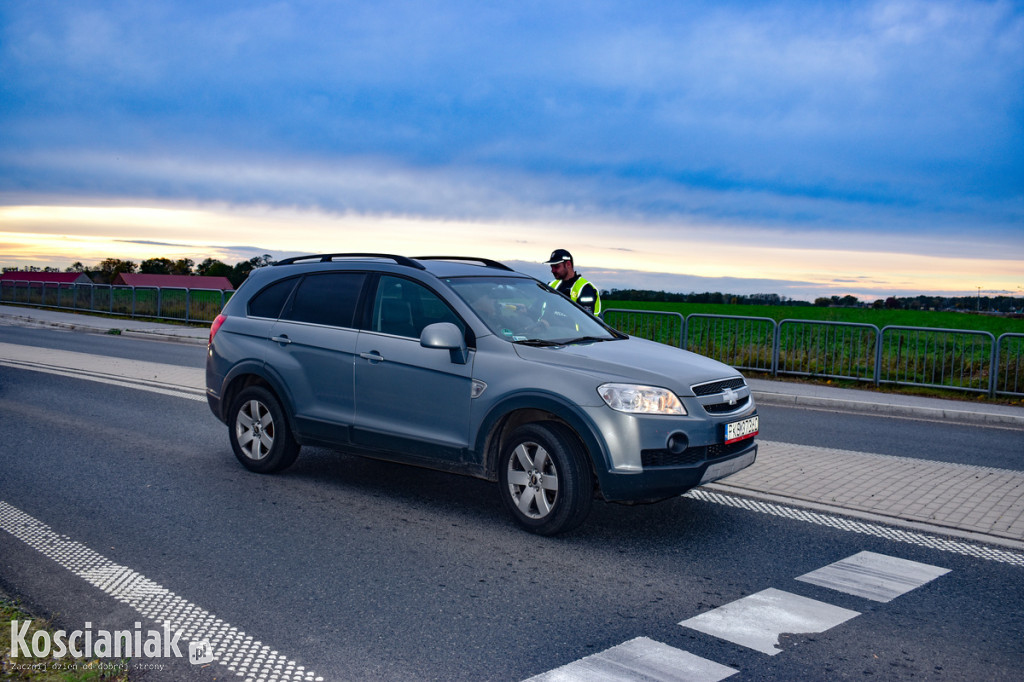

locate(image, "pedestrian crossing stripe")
(679, 588), (860, 656)
(524, 637), (737, 682)
(796, 551), (950, 602)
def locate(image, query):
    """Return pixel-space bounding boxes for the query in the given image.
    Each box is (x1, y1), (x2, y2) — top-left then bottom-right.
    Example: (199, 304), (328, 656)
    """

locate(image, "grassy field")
(603, 300), (1024, 337)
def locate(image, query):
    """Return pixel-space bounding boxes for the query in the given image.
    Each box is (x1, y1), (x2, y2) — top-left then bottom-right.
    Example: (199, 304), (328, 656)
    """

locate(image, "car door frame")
(350, 273), (478, 467)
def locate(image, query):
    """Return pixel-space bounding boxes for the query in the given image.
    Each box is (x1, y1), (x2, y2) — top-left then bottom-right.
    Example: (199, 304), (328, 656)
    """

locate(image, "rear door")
(265, 271), (366, 442)
(352, 275), (474, 461)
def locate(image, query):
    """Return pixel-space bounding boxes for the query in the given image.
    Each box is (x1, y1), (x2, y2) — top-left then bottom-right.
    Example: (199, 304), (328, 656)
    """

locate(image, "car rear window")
(247, 277), (299, 319)
(284, 272), (366, 328)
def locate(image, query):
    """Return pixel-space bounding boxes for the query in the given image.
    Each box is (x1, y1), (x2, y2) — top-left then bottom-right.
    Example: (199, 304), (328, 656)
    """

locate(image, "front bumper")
(595, 441), (757, 502)
(580, 404), (759, 502)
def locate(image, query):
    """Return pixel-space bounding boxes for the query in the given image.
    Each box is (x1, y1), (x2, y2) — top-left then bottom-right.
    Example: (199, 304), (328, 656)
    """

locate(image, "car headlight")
(597, 384), (687, 415)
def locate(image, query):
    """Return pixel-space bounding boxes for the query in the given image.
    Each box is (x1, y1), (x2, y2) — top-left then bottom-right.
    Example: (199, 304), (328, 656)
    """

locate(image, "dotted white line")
(685, 489), (1024, 567)
(0, 501), (323, 682)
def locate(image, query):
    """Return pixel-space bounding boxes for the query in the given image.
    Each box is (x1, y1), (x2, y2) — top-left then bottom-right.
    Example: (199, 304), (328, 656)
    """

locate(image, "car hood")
(512, 336), (741, 396)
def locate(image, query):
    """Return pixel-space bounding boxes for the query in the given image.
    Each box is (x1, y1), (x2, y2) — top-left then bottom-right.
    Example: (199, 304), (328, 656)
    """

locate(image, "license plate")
(724, 415), (759, 444)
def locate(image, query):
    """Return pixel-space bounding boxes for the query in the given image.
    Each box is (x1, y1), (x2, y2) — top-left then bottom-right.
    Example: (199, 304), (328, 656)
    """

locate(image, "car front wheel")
(498, 422), (592, 535)
(227, 386), (300, 473)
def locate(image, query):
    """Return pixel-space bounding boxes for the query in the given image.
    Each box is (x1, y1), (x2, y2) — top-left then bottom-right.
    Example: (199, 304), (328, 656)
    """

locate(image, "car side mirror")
(420, 322), (469, 365)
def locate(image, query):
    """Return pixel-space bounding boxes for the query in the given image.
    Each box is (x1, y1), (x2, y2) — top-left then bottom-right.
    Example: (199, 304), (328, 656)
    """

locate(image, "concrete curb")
(0, 309), (208, 345)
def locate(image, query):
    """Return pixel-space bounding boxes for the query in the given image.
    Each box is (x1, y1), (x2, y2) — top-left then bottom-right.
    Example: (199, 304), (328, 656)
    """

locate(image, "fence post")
(772, 323), (781, 377)
(989, 337), (999, 398)
(874, 328), (883, 387)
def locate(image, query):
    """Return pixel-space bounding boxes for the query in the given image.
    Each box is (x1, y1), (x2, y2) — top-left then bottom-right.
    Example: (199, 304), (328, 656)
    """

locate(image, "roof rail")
(414, 256), (514, 271)
(274, 253), (426, 269)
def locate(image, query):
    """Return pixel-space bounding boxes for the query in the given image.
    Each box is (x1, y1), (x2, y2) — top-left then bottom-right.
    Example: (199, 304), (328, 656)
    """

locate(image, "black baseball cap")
(544, 249), (573, 265)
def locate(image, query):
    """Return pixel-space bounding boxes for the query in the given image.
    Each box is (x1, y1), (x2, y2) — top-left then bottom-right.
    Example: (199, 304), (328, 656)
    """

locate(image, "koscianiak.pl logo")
(9, 620), (214, 665)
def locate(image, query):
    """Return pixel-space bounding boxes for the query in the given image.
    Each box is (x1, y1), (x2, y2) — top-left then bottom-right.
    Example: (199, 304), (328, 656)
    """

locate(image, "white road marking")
(685, 489), (1024, 567)
(525, 637), (738, 682)
(0, 501), (322, 682)
(796, 551), (950, 602)
(0, 358), (207, 401)
(0, 341), (206, 397)
(678, 588), (860, 656)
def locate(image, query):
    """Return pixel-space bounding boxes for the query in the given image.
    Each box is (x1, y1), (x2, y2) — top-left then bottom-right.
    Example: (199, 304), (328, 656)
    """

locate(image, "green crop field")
(603, 300), (1024, 337)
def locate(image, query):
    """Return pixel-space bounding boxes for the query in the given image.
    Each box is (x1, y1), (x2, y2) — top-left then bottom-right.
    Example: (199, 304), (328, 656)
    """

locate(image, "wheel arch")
(220, 363), (294, 426)
(476, 393), (608, 486)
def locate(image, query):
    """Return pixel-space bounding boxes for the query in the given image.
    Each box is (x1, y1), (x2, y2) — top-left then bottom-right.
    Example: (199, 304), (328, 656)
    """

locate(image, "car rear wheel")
(498, 422), (592, 535)
(228, 386), (300, 473)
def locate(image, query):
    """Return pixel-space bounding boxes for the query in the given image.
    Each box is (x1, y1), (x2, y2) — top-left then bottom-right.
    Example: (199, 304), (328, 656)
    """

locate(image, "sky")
(1, 0), (1022, 302)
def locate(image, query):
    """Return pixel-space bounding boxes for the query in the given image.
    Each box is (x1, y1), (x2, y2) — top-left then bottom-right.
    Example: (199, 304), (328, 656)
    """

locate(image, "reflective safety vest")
(548, 276), (602, 315)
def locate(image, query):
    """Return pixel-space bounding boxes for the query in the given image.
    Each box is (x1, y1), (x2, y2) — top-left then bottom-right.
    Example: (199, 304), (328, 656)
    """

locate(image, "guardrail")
(602, 308), (1024, 398)
(0, 280), (232, 323)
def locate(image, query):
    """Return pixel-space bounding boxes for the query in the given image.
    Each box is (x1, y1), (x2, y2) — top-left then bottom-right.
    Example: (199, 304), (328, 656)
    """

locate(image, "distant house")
(113, 273), (234, 291)
(0, 271), (93, 285)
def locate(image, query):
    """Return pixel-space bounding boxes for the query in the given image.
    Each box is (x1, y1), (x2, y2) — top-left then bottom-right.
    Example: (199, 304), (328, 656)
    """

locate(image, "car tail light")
(209, 314), (227, 345)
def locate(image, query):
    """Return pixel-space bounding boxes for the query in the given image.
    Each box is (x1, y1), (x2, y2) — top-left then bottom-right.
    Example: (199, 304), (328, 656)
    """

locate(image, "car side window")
(247, 277), (298, 319)
(372, 276), (464, 339)
(283, 272), (366, 328)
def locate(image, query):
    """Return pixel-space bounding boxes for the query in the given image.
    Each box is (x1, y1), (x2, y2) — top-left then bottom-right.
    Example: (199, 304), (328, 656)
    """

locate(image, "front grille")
(691, 377), (746, 396)
(641, 448), (705, 468)
(641, 439), (752, 468)
(704, 396), (750, 413)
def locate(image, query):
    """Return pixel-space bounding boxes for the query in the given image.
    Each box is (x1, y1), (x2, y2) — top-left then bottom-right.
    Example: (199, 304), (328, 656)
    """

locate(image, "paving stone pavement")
(711, 441), (1024, 546)
(2, 303), (1023, 549)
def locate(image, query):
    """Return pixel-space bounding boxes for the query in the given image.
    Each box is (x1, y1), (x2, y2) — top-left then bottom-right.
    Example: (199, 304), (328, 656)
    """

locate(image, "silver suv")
(206, 254), (758, 534)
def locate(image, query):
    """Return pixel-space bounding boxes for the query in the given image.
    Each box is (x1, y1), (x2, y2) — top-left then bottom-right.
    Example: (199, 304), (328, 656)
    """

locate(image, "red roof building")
(113, 273), (234, 291)
(0, 271), (93, 284)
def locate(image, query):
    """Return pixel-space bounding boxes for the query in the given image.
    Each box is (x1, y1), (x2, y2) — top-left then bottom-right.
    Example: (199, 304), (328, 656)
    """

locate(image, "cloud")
(0, 1), (1021, 300)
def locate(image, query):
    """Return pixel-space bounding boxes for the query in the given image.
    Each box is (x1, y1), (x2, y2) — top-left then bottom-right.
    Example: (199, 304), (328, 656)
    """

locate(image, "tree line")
(604, 289), (1022, 313)
(3, 255), (275, 288)
(4, 261), (1021, 313)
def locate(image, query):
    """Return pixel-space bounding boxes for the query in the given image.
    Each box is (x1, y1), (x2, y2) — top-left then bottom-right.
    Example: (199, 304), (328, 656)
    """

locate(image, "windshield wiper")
(564, 335), (616, 345)
(512, 338), (565, 347)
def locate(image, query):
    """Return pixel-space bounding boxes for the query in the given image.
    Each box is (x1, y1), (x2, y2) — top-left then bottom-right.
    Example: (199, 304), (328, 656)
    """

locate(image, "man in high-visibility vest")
(545, 249), (602, 315)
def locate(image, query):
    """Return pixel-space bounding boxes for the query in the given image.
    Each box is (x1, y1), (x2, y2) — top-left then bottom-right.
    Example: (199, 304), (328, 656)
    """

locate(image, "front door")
(352, 275), (474, 461)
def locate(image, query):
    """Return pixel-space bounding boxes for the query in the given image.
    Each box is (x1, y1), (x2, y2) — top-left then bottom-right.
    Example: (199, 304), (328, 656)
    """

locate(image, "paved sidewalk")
(712, 442), (1024, 548)
(3, 303), (1023, 549)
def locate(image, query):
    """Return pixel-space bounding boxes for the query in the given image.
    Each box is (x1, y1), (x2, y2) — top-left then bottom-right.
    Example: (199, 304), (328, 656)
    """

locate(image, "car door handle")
(271, 335), (292, 345)
(359, 351), (384, 363)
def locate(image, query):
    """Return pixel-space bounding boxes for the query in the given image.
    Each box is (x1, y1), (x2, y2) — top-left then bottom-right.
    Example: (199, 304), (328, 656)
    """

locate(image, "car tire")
(498, 422), (593, 535)
(228, 386), (300, 474)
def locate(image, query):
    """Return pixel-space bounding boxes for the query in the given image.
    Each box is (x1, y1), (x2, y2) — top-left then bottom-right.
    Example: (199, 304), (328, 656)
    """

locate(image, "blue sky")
(1, 0), (1022, 301)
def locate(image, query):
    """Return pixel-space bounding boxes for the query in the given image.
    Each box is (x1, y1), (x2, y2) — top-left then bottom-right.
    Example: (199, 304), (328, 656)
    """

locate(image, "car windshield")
(445, 276), (621, 344)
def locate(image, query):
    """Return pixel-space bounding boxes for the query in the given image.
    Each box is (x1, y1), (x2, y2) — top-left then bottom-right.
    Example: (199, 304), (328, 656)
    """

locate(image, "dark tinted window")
(284, 273), (366, 328)
(248, 277), (298, 319)
(372, 276), (464, 339)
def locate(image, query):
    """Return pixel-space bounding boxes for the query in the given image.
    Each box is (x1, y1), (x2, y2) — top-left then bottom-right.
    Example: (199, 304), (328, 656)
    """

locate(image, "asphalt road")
(1, 328), (1022, 680)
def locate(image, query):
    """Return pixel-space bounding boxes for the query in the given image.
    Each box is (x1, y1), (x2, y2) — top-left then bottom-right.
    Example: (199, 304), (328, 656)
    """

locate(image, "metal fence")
(602, 308), (1024, 398)
(0, 280), (232, 323)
